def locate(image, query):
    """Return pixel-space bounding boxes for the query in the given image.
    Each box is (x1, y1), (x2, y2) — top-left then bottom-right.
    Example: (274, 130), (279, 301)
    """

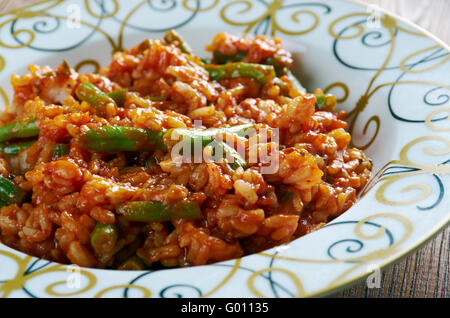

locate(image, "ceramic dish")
(0, 0), (448, 298)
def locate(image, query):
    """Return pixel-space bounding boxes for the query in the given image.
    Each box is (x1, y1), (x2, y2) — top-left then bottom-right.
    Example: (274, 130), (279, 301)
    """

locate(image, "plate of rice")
(0, 0), (448, 298)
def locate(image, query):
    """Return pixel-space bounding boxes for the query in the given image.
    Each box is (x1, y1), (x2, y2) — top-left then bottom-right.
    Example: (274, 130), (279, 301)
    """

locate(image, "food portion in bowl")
(0, 31), (372, 269)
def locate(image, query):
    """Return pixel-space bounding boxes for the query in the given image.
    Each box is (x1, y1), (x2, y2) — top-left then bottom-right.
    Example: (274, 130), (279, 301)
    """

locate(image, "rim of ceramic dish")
(0, 0), (448, 298)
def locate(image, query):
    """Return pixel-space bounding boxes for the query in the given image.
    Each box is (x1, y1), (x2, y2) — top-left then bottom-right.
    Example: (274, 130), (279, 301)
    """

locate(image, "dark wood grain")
(0, 0), (448, 299)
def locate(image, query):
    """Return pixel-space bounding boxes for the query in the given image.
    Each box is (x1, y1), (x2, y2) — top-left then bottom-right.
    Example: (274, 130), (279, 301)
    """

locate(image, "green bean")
(75, 82), (116, 116)
(80, 124), (253, 155)
(90, 223), (118, 254)
(205, 62), (276, 85)
(208, 140), (247, 170)
(118, 255), (146, 270)
(52, 143), (69, 160)
(79, 126), (167, 153)
(0, 118), (39, 143)
(113, 238), (143, 268)
(0, 175), (26, 206)
(0, 140), (35, 156)
(107, 89), (127, 108)
(116, 200), (202, 222)
(164, 29), (193, 55)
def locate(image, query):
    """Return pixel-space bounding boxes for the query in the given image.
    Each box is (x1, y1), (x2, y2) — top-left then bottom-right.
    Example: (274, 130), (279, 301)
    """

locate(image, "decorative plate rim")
(0, 0), (448, 298)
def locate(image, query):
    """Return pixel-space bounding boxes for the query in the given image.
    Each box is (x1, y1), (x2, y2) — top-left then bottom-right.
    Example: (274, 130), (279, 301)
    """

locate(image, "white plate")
(0, 0), (448, 298)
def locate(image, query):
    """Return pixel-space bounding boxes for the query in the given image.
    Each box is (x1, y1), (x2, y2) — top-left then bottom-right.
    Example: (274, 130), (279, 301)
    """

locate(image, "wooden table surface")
(0, 0), (448, 298)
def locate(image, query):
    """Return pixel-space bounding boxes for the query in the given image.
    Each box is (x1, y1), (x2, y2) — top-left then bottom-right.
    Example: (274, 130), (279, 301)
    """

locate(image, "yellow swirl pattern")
(0, 55), (5, 72)
(95, 284), (151, 298)
(0, 55), (8, 110)
(0, 88), (9, 109)
(0, 0), (447, 299)
(220, 0), (322, 37)
(328, 14), (399, 150)
(326, 213), (413, 289)
(324, 82), (350, 103)
(117, 0), (147, 51)
(259, 213), (411, 264)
